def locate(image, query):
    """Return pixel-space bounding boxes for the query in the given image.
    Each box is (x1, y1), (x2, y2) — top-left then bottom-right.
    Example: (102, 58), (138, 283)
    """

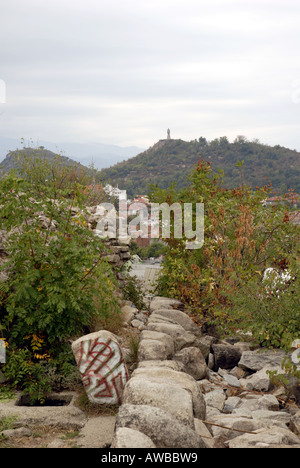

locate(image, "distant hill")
(2, 138), (299, 199)
(0, 137), (144, 170)
(98, 137), (300, 197)
(0, 146), (90, 177)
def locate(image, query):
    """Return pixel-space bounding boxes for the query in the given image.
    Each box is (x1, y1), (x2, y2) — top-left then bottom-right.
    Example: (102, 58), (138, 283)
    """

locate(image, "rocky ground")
(1, 295), (300, 449)
(113, 296), (300, 449)
(0, 390), (119, 448)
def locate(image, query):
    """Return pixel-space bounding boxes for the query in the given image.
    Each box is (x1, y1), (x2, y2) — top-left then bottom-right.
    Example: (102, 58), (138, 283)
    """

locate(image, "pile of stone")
(112, 296), (300, 449)
(78, 205), (132, 280)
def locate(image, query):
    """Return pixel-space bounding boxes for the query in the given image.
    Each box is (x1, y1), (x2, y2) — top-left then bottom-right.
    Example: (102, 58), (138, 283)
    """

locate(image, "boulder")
(148, 314), (179, 326)
(131, 319), (146, 331)
(173, 347), (207, 380)
(111, 427), (156, 448)
(138, 360), (185, 372)
(194, 335), (216, 360)
(223, 373), (241, 388)
(146, 322), (196, 351)
(238, 350), (287, 372)
(218, 368), (240, 388)
(250, 410), (291, 428)
(212, 344), (242, 370)
(239, 366), (282, 392)
(223, 396), (242, 414)
(132, 366), (206, 420)
(134, 312), (148, 324)
(138, 330), (175, 361)
(229, 366), (248, 379)
(72, 330), (129, 404)
(122, 377), (195, 427)
(204, 389), (226, 412)
(209, 414), (265, 440)
(233, 394), (280, 413)
(138, 339), (172, 361)
(194, 419), (215, 448)
(151, 308), (200, 334)
(121, 305), (136, 324)
(226, 426), (300, 448)
(115, 404), (207, 448)
(150, 297), (183, 313)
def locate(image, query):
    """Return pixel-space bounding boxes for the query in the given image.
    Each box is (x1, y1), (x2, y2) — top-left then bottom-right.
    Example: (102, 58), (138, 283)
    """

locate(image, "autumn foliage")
(149, 158), (300, 349)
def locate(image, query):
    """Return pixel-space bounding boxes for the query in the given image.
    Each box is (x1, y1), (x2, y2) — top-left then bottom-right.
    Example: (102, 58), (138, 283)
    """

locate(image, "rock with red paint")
(72, 330), (129, 405)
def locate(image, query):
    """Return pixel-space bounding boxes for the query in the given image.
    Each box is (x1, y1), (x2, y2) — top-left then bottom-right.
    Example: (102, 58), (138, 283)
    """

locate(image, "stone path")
(76, 416), (116, 448)
(113, 296), (300, 449)
(1, 294), (300, 449)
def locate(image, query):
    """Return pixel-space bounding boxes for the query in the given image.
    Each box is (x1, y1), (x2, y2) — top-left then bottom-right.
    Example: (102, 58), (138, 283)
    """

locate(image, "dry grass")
(0, 425), (80, 449)
(92, 308), (125, 335)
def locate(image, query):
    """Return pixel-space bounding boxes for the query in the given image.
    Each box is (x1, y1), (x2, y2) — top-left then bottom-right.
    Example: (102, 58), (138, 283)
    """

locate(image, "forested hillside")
(0, 146), (89, 176)
(1, 138), (299, 198)
(99, 137), (300, 196)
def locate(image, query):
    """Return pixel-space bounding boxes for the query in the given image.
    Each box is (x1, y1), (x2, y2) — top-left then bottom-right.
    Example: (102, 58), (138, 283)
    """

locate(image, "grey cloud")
(0, 0), (300, 149)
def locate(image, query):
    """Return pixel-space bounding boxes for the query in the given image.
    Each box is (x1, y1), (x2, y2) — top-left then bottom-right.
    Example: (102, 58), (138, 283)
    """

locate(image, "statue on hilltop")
(167, 128), (171, 140)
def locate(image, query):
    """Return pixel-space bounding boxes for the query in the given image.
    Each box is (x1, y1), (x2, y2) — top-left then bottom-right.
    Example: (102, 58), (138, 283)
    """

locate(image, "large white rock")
(138, 360), (185, 372)
(238, 350), (287, 372)
(72, 330), (129, 404)
(111, 427), (156, 448)
(122, 377), (195, 427)
(131, 366), (206, 420)
(115, 404), (207, 449)
(138, 330), (175, 361)
(138, 339), (172, 361)
(227, 426), (300, 448)
(239, 366), (282, 392)
(146, 322), (196, 351)
(150, 297), (183, 313)
(150, 308), (200, 334)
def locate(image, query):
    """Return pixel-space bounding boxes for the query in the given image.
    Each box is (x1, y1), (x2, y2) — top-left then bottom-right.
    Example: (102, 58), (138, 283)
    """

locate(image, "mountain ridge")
(0, 137), (144, 170)
(98, 137), (300, 197)
(1, 137), (299, 199)
(0, 146), (90, 178)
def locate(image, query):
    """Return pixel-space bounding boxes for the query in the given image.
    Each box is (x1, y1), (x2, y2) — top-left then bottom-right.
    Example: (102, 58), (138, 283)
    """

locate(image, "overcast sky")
(1, 0), (300, 151)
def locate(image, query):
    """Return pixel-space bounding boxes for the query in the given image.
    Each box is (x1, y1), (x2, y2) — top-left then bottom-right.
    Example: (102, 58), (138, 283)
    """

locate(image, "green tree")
(149, 158), (300, 348)
(0, 156), (120, 402)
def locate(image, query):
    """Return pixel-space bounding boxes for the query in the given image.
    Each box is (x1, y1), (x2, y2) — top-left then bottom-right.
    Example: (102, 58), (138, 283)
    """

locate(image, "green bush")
(122, 274), (146, 310)
(149, 158), (300, 349)
(129, 240), (166, 259)
(232, 262), (300, 349)
(0, 156), (120, 401)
